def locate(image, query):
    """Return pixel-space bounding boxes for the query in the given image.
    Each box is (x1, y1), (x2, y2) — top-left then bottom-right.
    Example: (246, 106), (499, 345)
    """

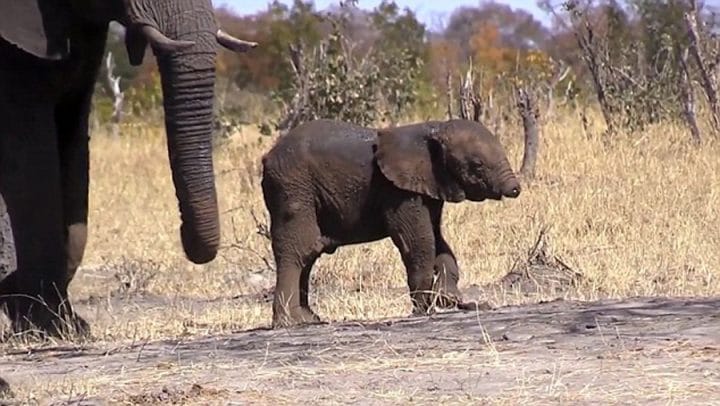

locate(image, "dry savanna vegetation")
(3, 0), (720, 404)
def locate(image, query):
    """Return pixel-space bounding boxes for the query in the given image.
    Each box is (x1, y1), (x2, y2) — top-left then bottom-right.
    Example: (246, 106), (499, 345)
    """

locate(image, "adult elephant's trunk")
(157, 49), (219, 264)
(152, 19), (220, 264)
(122, 0), (257, 264)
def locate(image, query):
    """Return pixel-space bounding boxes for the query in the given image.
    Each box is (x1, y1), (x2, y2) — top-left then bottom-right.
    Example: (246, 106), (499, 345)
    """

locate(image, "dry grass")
(43, 108), (720, 338)
(3, 107), (720, 403)
(71, 108), (720, 340)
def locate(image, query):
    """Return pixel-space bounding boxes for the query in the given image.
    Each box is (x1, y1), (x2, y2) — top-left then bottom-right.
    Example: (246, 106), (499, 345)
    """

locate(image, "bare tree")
(271, 18), (384, 134)
(445, 63), (454, 120)
(516, 87), (540, 178)
(679, 46), (702, 143)
(543, 62), (571, 120)
(567, 4), (616, 135)
(104, 51), (124, 138)
(684, 0), (720, 132)
(453, 62), (539, 179)
(458, 61), (483, 121)
(275, 43), (310, 134)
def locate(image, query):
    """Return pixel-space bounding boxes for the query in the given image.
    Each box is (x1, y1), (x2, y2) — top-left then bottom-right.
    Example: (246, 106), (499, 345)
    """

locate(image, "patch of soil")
(125, 383), (228, 405)
(462, 228), (583, 305)
(2, 296), (720, 404)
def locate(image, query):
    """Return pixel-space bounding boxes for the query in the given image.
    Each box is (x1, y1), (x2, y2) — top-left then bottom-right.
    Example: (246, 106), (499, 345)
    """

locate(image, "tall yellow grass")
(48, 108), (720, 340)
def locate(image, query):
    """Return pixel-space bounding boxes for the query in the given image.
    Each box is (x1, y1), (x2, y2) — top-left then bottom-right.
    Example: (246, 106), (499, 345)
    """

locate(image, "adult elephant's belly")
(0, 39), (82, 100)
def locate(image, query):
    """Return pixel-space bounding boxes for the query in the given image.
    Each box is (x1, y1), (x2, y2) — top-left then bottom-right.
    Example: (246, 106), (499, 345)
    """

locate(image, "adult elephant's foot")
(5, 298), (91, 340)
(0, 376), (12, 399)
(272, 306), (323, 329)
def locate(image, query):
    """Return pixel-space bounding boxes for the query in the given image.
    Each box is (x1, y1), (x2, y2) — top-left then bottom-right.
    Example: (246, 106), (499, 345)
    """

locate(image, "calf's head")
(375, 119), (521, 202)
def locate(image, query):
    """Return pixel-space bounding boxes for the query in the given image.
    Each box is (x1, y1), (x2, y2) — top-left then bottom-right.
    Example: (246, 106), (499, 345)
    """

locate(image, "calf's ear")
(374, 124), (465, 202)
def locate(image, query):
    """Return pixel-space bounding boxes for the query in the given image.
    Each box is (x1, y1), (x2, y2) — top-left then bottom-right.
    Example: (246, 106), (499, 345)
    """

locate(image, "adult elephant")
(0, 0), (256, 337)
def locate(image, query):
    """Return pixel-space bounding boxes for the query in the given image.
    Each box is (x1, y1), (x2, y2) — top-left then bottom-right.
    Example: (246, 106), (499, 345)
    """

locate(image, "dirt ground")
(2, 293), (720, 405)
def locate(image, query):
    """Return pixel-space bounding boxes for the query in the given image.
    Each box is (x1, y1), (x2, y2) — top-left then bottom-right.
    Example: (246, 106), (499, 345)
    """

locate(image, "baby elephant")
(261, 118), (521, 328)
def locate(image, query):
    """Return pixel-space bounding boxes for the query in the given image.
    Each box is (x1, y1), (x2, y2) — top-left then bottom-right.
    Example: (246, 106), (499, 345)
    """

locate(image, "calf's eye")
(469, 161), (484, 172)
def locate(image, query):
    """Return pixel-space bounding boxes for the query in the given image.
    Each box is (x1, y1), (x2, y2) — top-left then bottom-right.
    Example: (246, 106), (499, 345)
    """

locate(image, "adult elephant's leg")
(383, 196), (437, 315)
(0, 49), (78, 337)
(0, 192), (16, 284)
(56, 24), (107, 289)
(0, 107), (72, 336)
(56, 89), (91, 289)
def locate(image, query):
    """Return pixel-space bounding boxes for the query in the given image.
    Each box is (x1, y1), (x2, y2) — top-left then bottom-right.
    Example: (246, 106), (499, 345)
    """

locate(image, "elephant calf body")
(261, 118), (521, 328)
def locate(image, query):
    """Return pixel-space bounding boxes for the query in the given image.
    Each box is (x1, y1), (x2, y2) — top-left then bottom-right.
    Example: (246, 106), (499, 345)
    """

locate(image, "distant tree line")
(92, 0), (720, 142)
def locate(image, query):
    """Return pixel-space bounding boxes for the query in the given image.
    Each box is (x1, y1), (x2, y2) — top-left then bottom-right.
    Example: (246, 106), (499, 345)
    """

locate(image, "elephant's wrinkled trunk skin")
(498, 167), (521, 199)
(154, 26), (220, 264)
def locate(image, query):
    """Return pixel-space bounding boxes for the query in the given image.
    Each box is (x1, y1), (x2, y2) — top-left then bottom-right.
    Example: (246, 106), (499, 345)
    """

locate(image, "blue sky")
(212, 0), (550, 29)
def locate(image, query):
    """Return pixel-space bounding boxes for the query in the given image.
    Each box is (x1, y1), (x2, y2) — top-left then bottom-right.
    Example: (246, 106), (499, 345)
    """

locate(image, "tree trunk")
(684, 0), (720, 133)
(679, 47), (702, 144)
(516, 87), (540, 179)
(570, 11), (616, 135)
(104, 52), (124, 138)
(445, 64), (454, 120)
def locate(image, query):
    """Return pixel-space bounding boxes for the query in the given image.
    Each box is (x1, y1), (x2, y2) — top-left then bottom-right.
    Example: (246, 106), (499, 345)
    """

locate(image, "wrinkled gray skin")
(0, 193), (15, 285)
(261, 119), (521, 328)
(0, 0), (256, 337)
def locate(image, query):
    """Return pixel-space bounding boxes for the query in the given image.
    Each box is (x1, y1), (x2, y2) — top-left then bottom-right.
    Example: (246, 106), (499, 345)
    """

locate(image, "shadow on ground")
(2, 295), (720, 404)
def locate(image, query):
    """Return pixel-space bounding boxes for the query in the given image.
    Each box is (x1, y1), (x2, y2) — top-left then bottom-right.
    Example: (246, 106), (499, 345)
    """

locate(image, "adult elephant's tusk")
(141, 25), (195, 52)
(216, 29), (258, 53)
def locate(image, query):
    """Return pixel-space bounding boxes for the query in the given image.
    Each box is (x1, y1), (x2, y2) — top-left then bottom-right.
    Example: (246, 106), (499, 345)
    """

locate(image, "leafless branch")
(545, 62), (571, 119)
(516, 86), (540, 179)
(250, 208), (272, 241)
(459, 60), (483, 121)
(685, 0), (720, 132)
(679, 46), (702, 144)
(104, 52), (124, 138)
(445, 65), (454, 119)
(276, 43), (310, 134)
(570, 12), (615, 135)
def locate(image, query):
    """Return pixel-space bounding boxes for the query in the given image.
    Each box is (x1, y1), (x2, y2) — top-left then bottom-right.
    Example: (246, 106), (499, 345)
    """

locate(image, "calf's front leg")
(383, 196), (438, 315)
